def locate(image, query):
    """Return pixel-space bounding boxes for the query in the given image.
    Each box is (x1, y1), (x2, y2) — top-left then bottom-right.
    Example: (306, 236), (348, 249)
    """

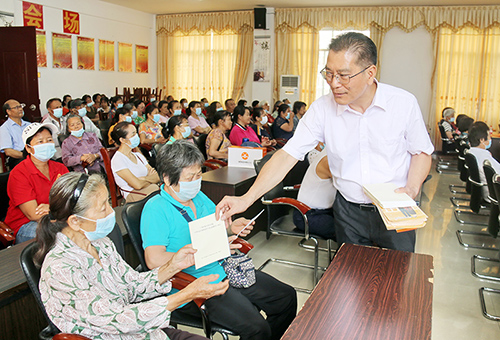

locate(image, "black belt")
(349, 201), (377, 212)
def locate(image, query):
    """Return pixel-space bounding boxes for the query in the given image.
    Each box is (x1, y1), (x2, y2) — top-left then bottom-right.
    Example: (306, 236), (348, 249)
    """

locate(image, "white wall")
(4, 0), (156, 115)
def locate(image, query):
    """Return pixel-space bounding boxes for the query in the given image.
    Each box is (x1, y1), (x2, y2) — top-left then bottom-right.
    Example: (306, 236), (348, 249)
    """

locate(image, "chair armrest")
(0, 221), (14, 248)
(283, 184), (300, 191)
(203, 161), (219, 171)
(275, 138), (288, 147)
(262, 197), (311, 215)
(205, 159), (227, 167)
(231, 237), (254, 254)
(171, 272), (206, 308)
(0, 220), (14, 234)
(52, 334), (92, 340)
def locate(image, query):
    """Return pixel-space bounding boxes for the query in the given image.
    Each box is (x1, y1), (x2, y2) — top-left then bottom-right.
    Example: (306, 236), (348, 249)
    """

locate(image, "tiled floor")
(140, 158), (500, 339)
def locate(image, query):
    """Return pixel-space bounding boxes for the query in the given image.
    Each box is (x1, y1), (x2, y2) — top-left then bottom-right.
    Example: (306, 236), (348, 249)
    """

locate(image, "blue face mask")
(71, 128), (85, 138)
(204, 103), (209, 107)
(153, 114), (161, 123)
(117, 103), (124, 108)
(286, 112), (290, 120)
(53, 108), (63, 118)
(485, 139), (492, 149)
(77, 211), (116, 242)
(172, 177), (201, 201)
(87, 101), (94, 107)
(288, 103), (292, 108)
(125, 116), (132, 123)
(216, 107), (224, 112)
(128, 134), (140, 149)
(131, 111), (138, 119)
(174, 109), (182, 116)
(181, 126), (191, 138)
(450, 117), (455, 123)
(78, 107), (87, 117)
(30, 143), (56, 162)
(195, 107), (202, 115)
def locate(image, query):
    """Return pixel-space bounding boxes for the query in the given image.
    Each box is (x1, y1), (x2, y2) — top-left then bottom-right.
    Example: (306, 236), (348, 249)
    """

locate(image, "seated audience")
(180, 98), (188, 113)
(457, 116), (474, 139)
(0, 99), (31, 169)
(82, 94), (98, 123)
(97, 96), (111, 120)
(187, 101), (211, 136)
(201, 97), (209, 114)
(41, 98), (64, 161)
(293, 149), (336, 239)
(62, 94), (72, 115)
(206, 110), (233, 160)
(67, 99), (102, 139)
(292, 101), (306, 132)
(272, 104), (294, 141)
(157, 100), (170, 123)
(92, 93), (101, 111)
(139, 105), (167, 146)
(164, 115), (192, 145)
(62, 114), (104, 174)
(229, 105), (267, 147)
(166, 94), (174, 102)
(5, 122), (68, 243)
(133, 99), (146, 125)
(111, 122), (160, 202)
(250, 107), (276, 147)
(467, 121), (500, 201)
(168, 100), (183, 118)
(108, 107), (132, 146)
(38, 172), (225, 340)
(237, 99), (248, 107)
(224, 98), (236, 113)
(441, 107), (458, 140)
(258, 100), (274, 125)
(110, 95), (124, 117)
(141, 141), (297, 340)
(251, 100), (259, 109)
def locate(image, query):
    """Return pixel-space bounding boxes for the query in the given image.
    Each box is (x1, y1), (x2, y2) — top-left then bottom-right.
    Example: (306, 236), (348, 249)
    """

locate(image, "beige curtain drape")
(156, 11), (253, 103)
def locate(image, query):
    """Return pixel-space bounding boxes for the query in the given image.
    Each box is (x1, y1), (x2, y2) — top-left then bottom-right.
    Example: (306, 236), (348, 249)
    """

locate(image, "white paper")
(189, 213), (230, 269)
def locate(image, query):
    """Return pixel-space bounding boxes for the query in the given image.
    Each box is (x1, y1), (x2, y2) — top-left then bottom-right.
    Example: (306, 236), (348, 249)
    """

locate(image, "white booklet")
(363, 183), (416, 209)
(188, 213), (230, 269)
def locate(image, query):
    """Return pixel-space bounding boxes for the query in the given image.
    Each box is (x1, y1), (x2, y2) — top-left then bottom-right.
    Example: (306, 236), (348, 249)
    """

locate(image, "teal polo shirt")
(140, 185), (227, 294)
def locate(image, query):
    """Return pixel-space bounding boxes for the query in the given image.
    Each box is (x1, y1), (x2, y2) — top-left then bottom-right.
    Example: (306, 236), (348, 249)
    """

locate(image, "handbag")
(220, 253), (256, 289)
(169, 203), (256, 288)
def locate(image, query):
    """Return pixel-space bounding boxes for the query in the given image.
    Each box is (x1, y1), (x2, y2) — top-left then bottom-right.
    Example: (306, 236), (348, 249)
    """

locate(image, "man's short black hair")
(468, 121), (489, 147)
(3, 102), (10, 115)
(92, 93), (101, 102)
(329, 32), (377, 67)
(46, 98), (62, 109)
(70, 99), (84, 109)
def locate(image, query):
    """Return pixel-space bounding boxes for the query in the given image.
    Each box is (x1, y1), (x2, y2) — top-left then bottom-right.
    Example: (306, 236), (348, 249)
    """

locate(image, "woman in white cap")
(4, 122), (68, 243)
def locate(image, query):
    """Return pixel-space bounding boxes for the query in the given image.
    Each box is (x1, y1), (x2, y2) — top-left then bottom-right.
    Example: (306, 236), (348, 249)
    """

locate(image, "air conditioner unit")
(280, 75), (300, 103)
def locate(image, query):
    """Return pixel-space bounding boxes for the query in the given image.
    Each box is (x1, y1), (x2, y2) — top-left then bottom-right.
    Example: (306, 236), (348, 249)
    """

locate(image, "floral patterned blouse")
(40, 233), (173, 340)
(205, 128), (231, 160)
(139, 122), (163, 141)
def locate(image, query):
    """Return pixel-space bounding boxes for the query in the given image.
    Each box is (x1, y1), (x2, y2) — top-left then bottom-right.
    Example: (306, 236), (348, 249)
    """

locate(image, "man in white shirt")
(41, 98), (64, 160)
(217, 32), (433, 252)
(66, 99), (101, 139)
(467, 121), (500, 201)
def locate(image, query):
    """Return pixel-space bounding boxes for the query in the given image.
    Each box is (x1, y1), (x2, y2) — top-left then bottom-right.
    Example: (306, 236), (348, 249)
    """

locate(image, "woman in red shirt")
(5, 122), (68, 243)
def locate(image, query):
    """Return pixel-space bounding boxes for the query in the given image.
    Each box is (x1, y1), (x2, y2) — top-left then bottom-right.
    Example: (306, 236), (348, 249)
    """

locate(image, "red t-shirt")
(5, 156), (69, 235)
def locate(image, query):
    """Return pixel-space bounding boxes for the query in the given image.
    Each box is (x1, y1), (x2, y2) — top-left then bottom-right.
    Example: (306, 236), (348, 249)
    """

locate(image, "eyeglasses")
(320, 65), (371, 85)
(9, 103), (26, 110)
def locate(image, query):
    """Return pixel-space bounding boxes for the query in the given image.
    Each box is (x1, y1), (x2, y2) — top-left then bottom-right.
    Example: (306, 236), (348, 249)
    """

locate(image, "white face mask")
(260, 115), (268, 125)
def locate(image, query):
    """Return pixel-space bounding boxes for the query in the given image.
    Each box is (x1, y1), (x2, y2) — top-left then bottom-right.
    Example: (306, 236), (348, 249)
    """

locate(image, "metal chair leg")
(298, 238), (337, 256)
(479, 287), (500, 321)
(472, 255), (500, 282)
(457, 230), (500, 251)
(449, 184), (468, 194)
(450, 196), (471, 207)
(454, 209), (489, 226)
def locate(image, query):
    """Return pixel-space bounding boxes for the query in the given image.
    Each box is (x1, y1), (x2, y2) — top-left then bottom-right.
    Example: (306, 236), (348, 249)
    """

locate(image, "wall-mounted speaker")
(254, 8), (266, 29)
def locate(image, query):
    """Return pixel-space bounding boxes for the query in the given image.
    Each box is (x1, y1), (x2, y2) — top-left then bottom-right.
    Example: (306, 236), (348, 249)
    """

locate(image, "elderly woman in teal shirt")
(141, 140), (297, 340)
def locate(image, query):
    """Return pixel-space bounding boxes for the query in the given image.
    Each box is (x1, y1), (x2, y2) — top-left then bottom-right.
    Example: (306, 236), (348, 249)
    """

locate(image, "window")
(315, 29), (370, 100)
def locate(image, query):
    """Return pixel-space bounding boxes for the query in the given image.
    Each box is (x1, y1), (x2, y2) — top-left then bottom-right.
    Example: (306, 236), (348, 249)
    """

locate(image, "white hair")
(443, 108), (455, 118)
(258, 100), (269, 107)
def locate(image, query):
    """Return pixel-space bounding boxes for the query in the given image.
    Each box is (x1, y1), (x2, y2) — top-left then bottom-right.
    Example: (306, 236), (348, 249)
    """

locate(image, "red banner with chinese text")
(23, 1), (43, 29)
(63, 10), (80, 35)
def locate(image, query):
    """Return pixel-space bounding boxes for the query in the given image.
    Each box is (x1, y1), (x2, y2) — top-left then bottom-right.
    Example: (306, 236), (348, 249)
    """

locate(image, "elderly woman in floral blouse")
(37, 172), (228, 340)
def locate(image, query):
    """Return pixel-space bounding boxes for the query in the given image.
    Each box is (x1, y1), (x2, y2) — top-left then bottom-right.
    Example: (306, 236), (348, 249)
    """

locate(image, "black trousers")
(179, 271), (297, 340)
(292, 208), (335, 240)
(333, 192), (416, 252)
(164, 327), (208, 340)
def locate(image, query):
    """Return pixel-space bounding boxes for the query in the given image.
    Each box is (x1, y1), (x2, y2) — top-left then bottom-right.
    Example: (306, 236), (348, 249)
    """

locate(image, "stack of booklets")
(363, 183), (428, 233)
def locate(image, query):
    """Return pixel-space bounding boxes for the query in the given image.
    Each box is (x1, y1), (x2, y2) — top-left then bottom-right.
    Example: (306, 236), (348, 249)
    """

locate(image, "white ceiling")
(100, 0), (500, 15)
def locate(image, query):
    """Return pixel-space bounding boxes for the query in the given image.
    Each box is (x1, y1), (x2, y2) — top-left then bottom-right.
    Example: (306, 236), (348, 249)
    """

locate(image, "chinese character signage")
(36, 30), (47, 67)
(52, 33), (72, 69)
(118, 42), (132, 72)
(136, 45), (148, 73)
(77, 37), (95, 70)
(99, 40), (114, 71)
(63, 10), (80, 35)
(23, 1), (43, 29)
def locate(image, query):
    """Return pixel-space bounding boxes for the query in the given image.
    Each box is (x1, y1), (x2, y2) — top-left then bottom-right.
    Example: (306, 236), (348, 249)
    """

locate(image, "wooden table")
(202, 166), (265, 238)
(281, 243), (434, 340)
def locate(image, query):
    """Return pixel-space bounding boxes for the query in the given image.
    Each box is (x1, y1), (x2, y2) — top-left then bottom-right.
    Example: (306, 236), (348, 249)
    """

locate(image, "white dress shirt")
(283, 82), (434, 204)
(42, 113), (63, 159)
